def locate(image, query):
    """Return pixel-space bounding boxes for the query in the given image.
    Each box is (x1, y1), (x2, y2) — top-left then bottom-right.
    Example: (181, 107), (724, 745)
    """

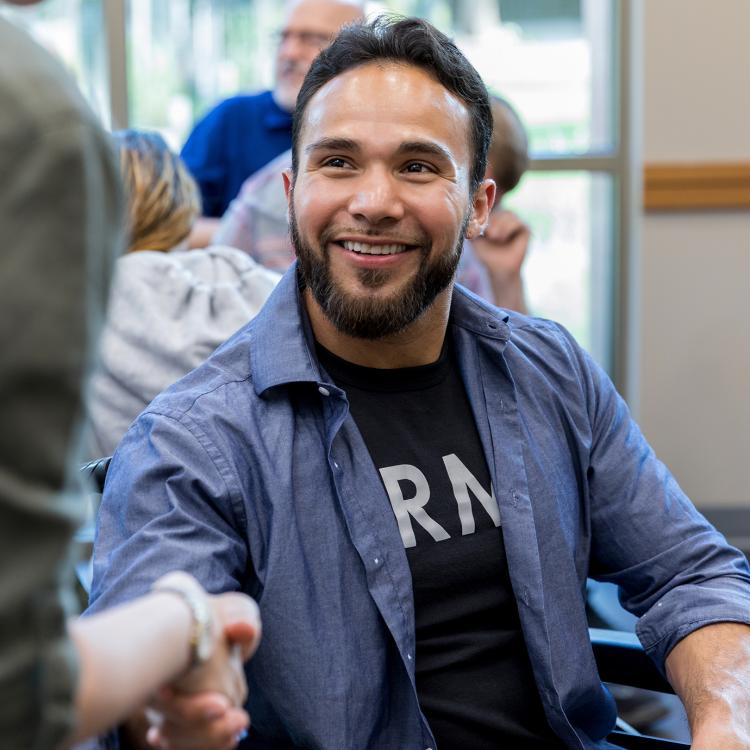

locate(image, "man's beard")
(290, 203), (466, 340)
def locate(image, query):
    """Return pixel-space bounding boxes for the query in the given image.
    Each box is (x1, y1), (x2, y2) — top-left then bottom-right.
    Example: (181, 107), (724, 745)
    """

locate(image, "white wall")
(638, 0), (750, 507)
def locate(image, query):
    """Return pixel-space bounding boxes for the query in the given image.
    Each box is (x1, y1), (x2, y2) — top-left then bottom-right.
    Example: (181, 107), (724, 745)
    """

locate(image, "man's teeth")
(342, 241), (408, 255)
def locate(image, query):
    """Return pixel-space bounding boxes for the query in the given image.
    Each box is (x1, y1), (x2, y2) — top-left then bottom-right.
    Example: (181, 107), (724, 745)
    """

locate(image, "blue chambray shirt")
(88, 266), (750, 750)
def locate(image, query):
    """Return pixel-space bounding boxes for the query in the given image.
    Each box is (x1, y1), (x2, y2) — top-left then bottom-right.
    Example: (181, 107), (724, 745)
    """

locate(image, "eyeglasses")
(274, 29), (333, 50)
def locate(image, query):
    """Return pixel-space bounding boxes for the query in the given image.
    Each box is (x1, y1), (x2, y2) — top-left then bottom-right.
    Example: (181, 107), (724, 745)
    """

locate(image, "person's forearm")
(665, 621), (750, 747)
(64, 592), (193, 746)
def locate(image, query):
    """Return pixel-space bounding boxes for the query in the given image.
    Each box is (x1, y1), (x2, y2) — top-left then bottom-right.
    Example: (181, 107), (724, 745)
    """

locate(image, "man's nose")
(347, 170), (405, 225)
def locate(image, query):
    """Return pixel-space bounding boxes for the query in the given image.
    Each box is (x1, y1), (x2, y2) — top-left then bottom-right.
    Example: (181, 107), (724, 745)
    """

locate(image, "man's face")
(285, 62), (493, 339)
(273, 0), (363, 113)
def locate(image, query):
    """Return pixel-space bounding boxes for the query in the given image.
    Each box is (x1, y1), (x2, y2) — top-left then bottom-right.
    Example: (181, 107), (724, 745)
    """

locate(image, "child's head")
(486, 96), (529, 200)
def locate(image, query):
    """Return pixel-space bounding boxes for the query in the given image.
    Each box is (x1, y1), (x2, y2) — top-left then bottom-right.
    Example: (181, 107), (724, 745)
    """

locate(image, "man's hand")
(145, 691), (250, 750)
(666, 622), (750, 749)
(471, 209), (530, 313)
(143, 589), (262, 750)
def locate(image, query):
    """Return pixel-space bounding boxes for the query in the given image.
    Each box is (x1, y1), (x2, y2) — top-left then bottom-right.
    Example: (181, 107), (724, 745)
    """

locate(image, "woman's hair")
(114, 129), (201, 253)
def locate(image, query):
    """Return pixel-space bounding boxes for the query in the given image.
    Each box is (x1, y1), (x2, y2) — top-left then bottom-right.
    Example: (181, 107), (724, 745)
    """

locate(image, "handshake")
(130, 572), (262, 750)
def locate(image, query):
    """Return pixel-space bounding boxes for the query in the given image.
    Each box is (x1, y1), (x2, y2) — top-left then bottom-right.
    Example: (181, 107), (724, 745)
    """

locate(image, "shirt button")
(332, 460), (339, 470)
(374, 557), (379, 565)
(318, 385), (330, 396)
(407, 653), (412, 660)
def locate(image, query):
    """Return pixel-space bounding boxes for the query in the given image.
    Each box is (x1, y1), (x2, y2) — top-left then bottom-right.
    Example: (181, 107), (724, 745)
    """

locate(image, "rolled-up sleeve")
(579, 340), (750, 670)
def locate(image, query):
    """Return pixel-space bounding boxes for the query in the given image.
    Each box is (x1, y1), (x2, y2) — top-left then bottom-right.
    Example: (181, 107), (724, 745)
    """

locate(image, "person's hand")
(473, 208), (530, 276)
(145, 690), (250, 750)
(173, 590), (262, 699)
(144, 585), (262, 750)
(471, 209), (531, 312)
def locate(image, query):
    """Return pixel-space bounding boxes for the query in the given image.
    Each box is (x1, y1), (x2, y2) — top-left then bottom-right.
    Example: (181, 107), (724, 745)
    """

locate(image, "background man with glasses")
(181, 0), (363, 240)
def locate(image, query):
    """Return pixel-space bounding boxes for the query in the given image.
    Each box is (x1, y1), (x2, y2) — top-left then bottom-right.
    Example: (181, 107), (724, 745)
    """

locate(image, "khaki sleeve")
(0, 79), (123, 749)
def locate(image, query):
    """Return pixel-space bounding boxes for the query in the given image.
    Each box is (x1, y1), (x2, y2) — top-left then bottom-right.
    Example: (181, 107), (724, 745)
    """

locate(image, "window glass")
(505, 171), (615, 366)
(127, 0), (283, 149)
(1, 0), (109, 125)
(381, 0), (617, 157)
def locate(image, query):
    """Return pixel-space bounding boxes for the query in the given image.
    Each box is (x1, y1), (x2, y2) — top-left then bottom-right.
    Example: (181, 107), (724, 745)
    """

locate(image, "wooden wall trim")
(644, 161), (750, 211)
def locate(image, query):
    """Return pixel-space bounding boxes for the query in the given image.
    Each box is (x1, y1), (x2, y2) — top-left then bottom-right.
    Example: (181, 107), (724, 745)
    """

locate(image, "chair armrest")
(590, 628), (674, 694)
(80, 455), (112, 494)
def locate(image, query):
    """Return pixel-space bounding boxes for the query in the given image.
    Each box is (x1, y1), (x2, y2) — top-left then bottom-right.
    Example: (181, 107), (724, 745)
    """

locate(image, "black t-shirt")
(317, 339), (563, 749)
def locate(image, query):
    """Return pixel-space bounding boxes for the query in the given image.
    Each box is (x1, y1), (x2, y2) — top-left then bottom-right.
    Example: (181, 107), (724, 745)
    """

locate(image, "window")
(382, 0), (623, 369)
(2, 0), (629, 377)
(126, 0), (282, 149)
(1, 0), (109, 124)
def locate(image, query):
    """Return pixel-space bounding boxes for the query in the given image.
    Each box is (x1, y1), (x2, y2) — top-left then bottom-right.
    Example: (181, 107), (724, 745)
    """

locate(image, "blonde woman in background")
(117, 129), (202, 253)
(85, 131), (280, 459)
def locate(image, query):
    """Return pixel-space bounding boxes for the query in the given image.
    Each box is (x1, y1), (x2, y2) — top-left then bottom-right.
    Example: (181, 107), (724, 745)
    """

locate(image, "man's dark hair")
(291, 15), (492, 193)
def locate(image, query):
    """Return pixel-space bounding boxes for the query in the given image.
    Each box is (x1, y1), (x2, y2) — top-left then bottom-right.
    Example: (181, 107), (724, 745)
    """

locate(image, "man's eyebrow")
(305, 137), (360, 155)
(395, 141), (453, 161)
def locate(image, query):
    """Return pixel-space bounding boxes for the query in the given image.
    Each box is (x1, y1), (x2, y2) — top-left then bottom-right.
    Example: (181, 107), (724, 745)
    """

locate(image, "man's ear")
(282, 169), (294, 224)
(465, 178), (496, 240)
(282, 169), (293, 202)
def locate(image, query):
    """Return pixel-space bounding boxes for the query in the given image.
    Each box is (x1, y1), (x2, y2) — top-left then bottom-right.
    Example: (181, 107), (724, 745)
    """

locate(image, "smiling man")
(88, 17), (750, 750)
(286, 59), (490, 360)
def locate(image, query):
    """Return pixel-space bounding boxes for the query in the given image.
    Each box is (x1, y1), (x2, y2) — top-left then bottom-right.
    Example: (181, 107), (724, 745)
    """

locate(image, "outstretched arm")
(63, 573), (260, 747)
(666, 622), (750, 748)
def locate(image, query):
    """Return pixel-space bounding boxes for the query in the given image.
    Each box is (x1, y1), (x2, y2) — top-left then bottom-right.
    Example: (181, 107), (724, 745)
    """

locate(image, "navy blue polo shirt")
(180, 90), (293, 218)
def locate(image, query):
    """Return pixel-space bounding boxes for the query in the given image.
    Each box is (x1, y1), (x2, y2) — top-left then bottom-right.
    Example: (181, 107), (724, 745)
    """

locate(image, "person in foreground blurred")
(183, 0), (364, 248)
(0, 5), (260, 748)
(88, 16), (750, 750)
(214, 94), (532, 309)
(85, 130), (279, 458)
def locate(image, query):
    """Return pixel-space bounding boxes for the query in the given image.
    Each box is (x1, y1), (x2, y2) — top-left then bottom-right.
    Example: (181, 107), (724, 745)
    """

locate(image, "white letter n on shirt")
(442, 453), (500, 535)
(379, 464), (450, 548)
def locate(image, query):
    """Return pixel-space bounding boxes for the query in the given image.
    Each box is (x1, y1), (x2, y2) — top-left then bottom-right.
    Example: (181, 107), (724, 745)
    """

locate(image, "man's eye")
(323, 157), (350, 168)
(404, 162), (433, 174)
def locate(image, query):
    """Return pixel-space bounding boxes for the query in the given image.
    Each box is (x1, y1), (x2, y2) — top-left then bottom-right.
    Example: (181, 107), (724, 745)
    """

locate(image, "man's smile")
(326, 238), (424, 271)
(341, 240), (411, 256)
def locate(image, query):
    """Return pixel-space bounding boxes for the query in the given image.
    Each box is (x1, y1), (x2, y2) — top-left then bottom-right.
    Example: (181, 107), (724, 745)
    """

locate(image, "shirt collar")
(450, 285), (511, 343)
(249, 265), (512, 396)
(250, 264), (323, 395)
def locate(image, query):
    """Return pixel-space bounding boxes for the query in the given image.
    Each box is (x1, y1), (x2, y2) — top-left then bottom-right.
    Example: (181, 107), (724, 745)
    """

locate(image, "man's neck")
(304, 287), (452, 369)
